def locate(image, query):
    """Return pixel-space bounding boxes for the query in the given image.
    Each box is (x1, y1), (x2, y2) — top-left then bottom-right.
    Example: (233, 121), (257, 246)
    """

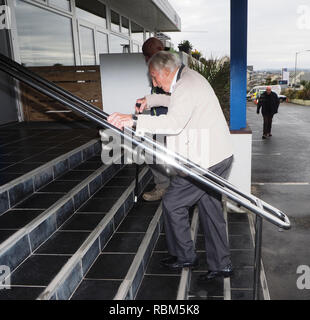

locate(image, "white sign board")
(100, 53), (151, 115)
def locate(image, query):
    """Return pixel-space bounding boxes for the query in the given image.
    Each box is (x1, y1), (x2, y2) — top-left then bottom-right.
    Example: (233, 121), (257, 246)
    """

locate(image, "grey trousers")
(149, 165), (170, 190)
(162, 156), (233, 270)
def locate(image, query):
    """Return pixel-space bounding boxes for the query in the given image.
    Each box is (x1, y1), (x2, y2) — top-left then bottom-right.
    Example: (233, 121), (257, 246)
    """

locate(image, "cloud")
(167, 0), (310, 70)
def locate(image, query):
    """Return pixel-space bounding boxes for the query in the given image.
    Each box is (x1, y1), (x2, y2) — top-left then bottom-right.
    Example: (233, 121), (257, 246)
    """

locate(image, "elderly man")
(257, 86), (280, 139)
(108, 51), (234, 280)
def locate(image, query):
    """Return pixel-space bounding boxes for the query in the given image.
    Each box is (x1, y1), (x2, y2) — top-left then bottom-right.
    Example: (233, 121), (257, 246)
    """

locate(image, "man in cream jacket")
(108, 51), (234, 280)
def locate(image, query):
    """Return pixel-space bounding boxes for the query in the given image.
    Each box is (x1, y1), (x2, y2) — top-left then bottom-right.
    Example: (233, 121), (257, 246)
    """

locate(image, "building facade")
(0, 0), (181, 124)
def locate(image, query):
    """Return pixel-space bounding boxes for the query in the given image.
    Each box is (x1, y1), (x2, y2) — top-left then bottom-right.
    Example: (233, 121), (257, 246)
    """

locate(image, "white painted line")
(252, 182), (309, 186)
(252, 153), (281, 156)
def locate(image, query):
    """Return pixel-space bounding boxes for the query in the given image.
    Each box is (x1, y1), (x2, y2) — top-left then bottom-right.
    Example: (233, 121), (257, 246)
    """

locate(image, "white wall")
(100, 53), (151, 115)
(228, 133), (252, 194)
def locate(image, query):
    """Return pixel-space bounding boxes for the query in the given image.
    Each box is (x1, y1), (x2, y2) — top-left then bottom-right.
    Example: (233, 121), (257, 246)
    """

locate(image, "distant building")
(301, 72), (310, 82)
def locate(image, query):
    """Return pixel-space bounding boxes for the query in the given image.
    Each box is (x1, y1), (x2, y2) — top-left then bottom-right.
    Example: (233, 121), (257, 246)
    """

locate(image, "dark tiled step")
(86, 253), (135, 280)
(10, 255), (70, 287)
(0, 286), (44, 300)
(117, 216), (153, 233)
(0, 210), (44, 229)
(15, 194), (64, 210)
(38, 180), (81, 193)
(102, 233), (145, 253)
(0, 156), (123, 278)
(0, 139), (101, 215)
(35, 231), (91, 255)
(60, 214), (106, 232)
(35, 166), (152, 300)
(71, 279), (122, 300)
(189, 271), (224, 299)
(135, 275), (180, 300)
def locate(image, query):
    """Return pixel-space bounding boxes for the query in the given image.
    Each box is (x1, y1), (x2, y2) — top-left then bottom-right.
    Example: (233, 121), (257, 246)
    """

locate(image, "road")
(247, 101), (310, 300)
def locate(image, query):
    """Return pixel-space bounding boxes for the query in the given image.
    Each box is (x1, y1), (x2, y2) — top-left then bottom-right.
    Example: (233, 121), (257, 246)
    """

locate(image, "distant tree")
(191, 49), (202, 61)
(178, 40), (193, 54)
(190, 56), (231, 123)
(265, 77), (272, 85)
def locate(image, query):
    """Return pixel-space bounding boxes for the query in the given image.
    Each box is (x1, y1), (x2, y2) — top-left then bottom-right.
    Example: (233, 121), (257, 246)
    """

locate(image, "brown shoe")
(143, 188), (166, 201)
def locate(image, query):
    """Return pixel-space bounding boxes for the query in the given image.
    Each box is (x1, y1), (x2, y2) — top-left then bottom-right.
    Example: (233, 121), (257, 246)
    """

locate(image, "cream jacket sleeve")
(136, 81), (195, 137)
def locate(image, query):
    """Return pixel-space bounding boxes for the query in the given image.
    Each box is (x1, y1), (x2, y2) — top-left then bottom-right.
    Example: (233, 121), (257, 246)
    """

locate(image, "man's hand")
(135, 97), (147, 113)
(107, 113), (134, 130)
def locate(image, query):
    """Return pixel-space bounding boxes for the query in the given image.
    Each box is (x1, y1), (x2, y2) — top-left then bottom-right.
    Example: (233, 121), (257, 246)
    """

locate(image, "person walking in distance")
(257, 86), (280, 139)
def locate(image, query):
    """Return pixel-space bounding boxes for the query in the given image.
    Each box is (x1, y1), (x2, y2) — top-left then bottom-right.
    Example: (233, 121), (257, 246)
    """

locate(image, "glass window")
(49, 0), (71, 11)
(79, 25), (96, 65)
(110, 34), (130, 53)
(75, 0), (107, 28)
(131, 21), (144, 43)
(121, 16), (129, 35)
(97, 31), (109, 55)
(15, 0), (75, 66)
(132, 44), (139, 53)
(111, 10), (120, 33)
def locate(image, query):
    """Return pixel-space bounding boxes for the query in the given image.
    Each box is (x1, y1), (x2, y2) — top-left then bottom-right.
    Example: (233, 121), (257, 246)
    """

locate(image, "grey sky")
(167, 0), (310, 70)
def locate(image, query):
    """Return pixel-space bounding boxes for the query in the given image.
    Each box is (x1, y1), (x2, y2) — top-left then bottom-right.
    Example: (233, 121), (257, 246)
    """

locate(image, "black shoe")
(262, 135), (267, 139)
(199, 263), (233, 281)
(160, 256), (177, 267)
(162, 257), (199, 270)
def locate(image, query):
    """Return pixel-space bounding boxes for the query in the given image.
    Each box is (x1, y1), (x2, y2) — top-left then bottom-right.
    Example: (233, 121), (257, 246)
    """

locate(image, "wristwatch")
(132, 114), (138, 131)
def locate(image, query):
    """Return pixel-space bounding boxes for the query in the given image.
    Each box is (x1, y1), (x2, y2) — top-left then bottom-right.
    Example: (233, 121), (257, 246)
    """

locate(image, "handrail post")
(134, 163), (140, 203)
(253, 213), (263, 300)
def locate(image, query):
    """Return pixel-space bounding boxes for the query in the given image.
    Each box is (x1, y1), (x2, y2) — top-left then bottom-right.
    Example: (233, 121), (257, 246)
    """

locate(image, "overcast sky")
(166, 0), (310, 71)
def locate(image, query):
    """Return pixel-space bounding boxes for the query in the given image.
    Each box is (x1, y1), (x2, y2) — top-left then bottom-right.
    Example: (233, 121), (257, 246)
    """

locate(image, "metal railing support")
(253, 199), (264, 300)
(253, 215), (263, 300)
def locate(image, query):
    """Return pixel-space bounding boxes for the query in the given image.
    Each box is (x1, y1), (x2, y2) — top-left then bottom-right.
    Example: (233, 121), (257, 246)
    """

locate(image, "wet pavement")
(247, 101), (310, 300)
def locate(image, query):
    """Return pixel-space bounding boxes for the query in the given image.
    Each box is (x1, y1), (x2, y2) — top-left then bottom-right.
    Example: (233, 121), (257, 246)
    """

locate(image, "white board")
(100, 53), (151, 115)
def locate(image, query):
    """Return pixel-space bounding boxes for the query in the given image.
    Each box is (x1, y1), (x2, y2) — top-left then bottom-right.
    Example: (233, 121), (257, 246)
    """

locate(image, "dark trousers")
(162, 156), (233, 270)
(263, 114), (274, 135)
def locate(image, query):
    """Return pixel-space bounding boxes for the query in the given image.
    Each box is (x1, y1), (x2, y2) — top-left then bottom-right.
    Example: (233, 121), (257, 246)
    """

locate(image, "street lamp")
(294, 50), (310, 86)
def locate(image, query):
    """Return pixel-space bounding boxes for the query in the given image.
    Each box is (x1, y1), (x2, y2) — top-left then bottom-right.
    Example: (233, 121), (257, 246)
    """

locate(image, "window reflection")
(75, 0), (107, 28)
(131, 21), (144, 43)
(111, 10), (120, 33)
(49, 0), (71, 11)
(121, 16), (129, 35)
(15, 0), (75, 66)
(110, 34), (130, 53)
(132, 44), (139, 53)
(80, 25), (96, 65)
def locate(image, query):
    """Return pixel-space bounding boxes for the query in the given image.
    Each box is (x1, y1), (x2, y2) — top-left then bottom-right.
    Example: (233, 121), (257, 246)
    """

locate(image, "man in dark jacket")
(140, 37), (170, 201)
(257, 86), (280, 139)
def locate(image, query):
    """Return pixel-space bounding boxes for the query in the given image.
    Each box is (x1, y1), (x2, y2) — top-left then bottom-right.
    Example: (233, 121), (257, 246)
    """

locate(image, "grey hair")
(148, 51), (182, 73)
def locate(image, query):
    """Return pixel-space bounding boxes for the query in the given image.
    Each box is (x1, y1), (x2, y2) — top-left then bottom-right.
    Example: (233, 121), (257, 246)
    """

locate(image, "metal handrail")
(0, 55), (291, 300)
(0, 53), (290, 230)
